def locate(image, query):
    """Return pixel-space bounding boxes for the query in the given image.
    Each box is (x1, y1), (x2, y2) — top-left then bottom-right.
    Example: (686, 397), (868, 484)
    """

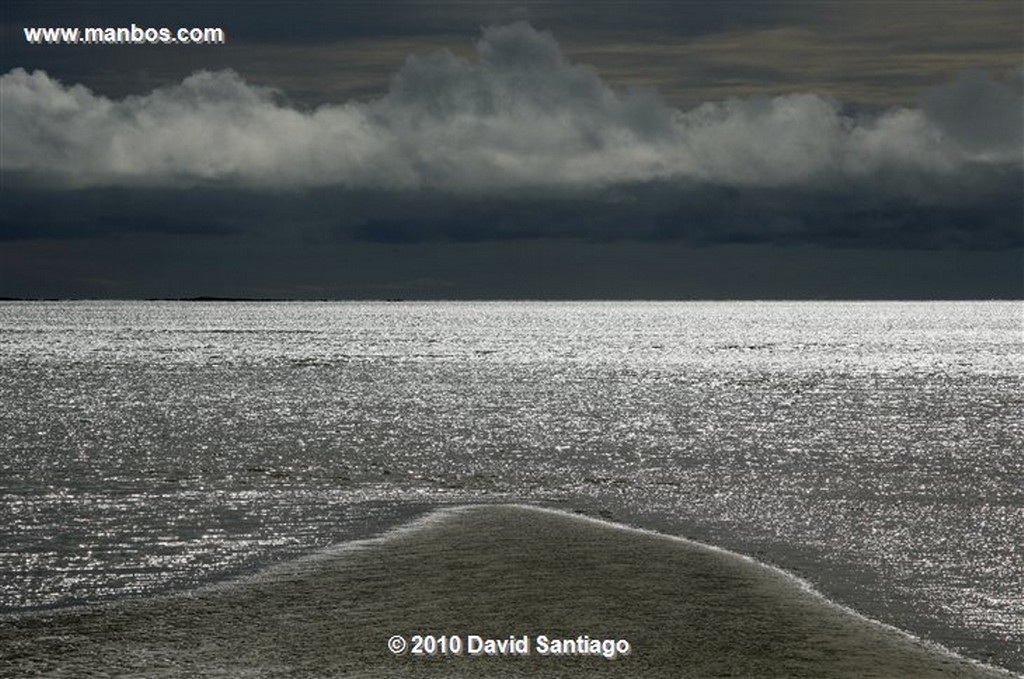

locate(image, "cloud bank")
(3, 22), (1021, 196)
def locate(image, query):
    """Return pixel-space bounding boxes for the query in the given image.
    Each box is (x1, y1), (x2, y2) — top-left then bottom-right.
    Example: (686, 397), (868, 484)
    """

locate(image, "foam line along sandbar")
(0, 504), (1011, 678)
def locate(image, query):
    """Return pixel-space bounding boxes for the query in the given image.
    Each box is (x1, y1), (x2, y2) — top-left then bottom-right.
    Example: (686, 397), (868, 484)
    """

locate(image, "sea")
(0, 300), (1020, 673)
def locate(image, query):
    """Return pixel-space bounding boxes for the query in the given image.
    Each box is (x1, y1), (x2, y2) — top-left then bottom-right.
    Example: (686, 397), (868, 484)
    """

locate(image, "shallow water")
(1, 301), (1021, 671)
(1, 505), (1007, 678)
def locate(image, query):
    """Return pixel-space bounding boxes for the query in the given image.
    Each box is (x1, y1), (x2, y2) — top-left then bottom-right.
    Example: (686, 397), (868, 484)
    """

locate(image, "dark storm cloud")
(1, 21), (1021, 269)
(6, 0), (1019, 110)
(2, 6), (1020, 301)
(341, 178), (1023, 251)
(922, 71), (1024, 159)
(0, 187), (267, 240)
(0, 1), (797, 47)
(3, 23), (1021, 193)
(3, 0), (462, 43)
(4, 174), (1021, 252)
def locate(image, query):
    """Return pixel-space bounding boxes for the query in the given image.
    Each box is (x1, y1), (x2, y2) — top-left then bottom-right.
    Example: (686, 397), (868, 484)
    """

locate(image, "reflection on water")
(1, 301), (1021, 671)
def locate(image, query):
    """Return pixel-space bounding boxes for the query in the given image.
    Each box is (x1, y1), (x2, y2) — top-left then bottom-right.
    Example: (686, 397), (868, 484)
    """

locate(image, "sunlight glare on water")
(0, 300), (1020, 671)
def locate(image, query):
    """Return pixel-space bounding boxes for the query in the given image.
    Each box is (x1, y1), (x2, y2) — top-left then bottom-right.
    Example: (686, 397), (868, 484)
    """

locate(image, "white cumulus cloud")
(1, 22), (1020, 194)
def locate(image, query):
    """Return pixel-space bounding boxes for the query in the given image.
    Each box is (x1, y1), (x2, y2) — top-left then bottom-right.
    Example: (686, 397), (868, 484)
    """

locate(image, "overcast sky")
(2, 1), (1021, 299)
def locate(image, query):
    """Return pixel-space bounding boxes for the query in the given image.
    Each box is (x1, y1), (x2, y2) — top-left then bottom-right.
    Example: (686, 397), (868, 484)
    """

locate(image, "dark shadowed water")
(1, 301), (1021, 671)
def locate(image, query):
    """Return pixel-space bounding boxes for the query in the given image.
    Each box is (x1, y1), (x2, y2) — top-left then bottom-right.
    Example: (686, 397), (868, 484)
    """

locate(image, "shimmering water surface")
(1, 301), (1021, 671)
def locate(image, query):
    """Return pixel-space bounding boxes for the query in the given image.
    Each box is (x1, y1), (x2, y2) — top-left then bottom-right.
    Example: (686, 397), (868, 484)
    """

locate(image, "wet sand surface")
(0, 505), (1011, 678)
